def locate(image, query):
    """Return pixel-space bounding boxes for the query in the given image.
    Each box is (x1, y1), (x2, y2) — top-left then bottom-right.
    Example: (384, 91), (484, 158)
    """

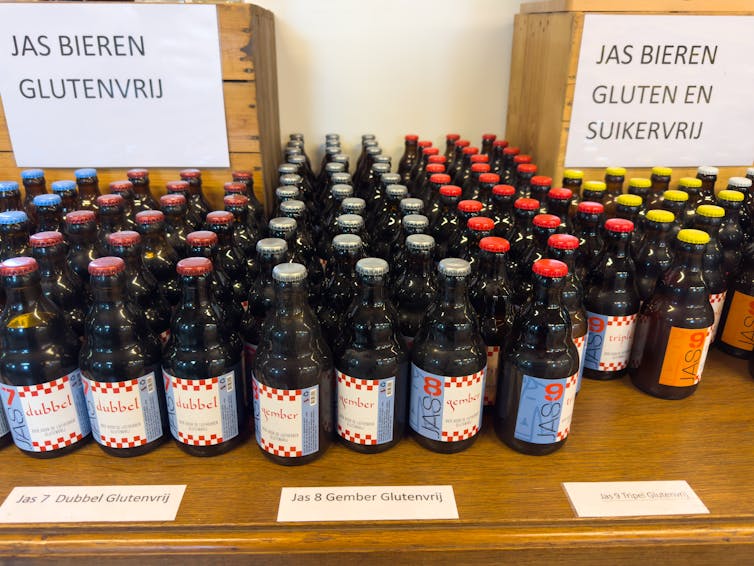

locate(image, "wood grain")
(520, 0), (754, 14)
(0, 350), (751, 563)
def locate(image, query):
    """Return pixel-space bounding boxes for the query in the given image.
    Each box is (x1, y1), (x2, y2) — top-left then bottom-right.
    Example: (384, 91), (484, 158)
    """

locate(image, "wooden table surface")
(0, 350), (752, 564)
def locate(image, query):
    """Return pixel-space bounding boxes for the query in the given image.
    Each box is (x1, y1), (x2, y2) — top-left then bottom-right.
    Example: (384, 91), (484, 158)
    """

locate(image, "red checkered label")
(584, 312), (638, 372)
(336, 370), (395, 446)
(709, 292), (726, 340)
(484, 345), (501, 405)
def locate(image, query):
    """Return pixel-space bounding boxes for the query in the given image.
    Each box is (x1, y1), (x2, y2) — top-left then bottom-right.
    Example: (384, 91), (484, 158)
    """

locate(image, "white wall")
(250, 0), (521, 168)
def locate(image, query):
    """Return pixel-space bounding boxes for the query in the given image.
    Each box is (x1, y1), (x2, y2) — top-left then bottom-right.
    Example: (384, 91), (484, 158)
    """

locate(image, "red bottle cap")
(187, 230), (218, 246)
(224, 194), (249, 207)
(167, 180), (190, 193)
(468, 216), (495, 231)
(458, 200), (483, 213)
(456, 139), (470, 148)
(479, 173), (500, 184)
(426, 164), (446, 174)
(493, 139), (509, 148)
(440, 185), (463, 197)
(482, 133), (497, 141)
(471, 163), (491, 174)
(462, 146), (479, 156)
(180, 168), (201, 179)
(577, 201), (604, 214)
(514, 197), (539, 211)
(177, 257), (213, 276)
(548, 187), (573, 200)
(514, 154), (533, 164)
(605, 218), (634, 233)
(405, 134), (419, 141)
(493, 184), (516, 196)
(517, 163), (538, 174)
(232, 170), (253, 181)
(531, 175), (552, 187)
(422, 147), (440, 156)
(446, 133), (461, 141)
(0, 257), (38, 276)
(88, 256), (126, 276)
(503, 146), (521, 156)
(532, 258), (568, 278)
(109, 180), (134, 193)
(548, 233), (579, 250)
(97, 194), (124, 207)
(224, 182), (246, 194)
(29, 231), (64, 248)
(206, 210), (234, 225)
(135, 210), (164, 225)
(65, 210), (96, 225)
(160, 193), (186, 207)
(479, 236), (510, 253)
(470, 154), (489, 164)
(107, 230), (141, 247)
(533, 214), (561, 229)
(428, 155), (447, 165)
(418, 140), (433, 148)
(126, 168), (148, 179)
(430, 173), (451, 185)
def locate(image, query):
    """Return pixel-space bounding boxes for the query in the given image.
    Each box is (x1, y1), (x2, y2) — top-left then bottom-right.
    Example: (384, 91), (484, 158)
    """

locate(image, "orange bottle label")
(658, 327), (712, 387)
(720, 291), (754, 352)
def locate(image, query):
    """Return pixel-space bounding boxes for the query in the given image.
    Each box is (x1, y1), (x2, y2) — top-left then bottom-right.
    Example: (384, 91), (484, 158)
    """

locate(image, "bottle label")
(0, 370), (90, 453)
(484, 346), (501, 406)
(335, 371), (395, 445)
(164, 370), (239, 446)
(574, 334), (586, 392)
(82, 372), (163, 449)
(584, 312), (637, 371)
(720, 291), (754, 351)
(514, 373), (577, 445)
(252, 377), (319, 458)
(709, 292), (726, 340)
(409, 364), (485, 443)
(658, 327), (713, 387)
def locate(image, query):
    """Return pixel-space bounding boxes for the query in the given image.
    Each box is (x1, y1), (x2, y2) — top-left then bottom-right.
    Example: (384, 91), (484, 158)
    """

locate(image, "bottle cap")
(381, 173), (402, 186)
(336, 214), (364, 230)
(418, 140), (433, 148)
(422, 147), (439, 157)
(384, 185), (408, 201)
(479, 173), (500, 184)
(74, 168), (97, 180)
(663, 189), (689, 202)
(0, 181), (19, 193)
(187, 230), (218, 246)
(224, 182), (247, 194)
(605, 218), (634, 233)
(616, 194), (643, 207)
(456, 139), (470, 148)
(275, 186), (300, 200)
(446, 133), (461, 141)
(628, 177), (652, 189)
(503, 146), (520, 156)
(679, 177), (702, 189)
(514, 197), (539, 211)
(646, 209), (675, 223)
(530, 175), (552, 187)
(438, 257), (471, 277)
(332, 234), (363, 251)
(533, 214), (561, 229)
(470, 163), (490, 173)
(470, 155), (490, 164)
(548, 187), (573, 200)
(403, 214), (429, 231)
(135, 210), (164, 225)
(400, 198), (424, 214)
(287, 155), (306, 166)
(458, 200), (483, 213)
(747, 168), (754, 178)
(493, 184), (516, 196)
(577, 201), (604, 215)
(372, 163), (391, 174)
(0, 257), (38, 277)
(651, 166), (672, 177)
(33, 194), (62, 207)
(428, 155), (447, 165)
(468, 216), (495, 231)
(479, 236), (510, 253)
(605, 167), (626, 177)
(514, 155), (534, 165)
(51, 180), (77, 193)
(97, 194), (124, 208)
(107, 230), (141, 247)
(256, 237), (288, 255)
(516, 163), (537, 174)
(179, 168), (201, 179)
(563, 169), (583, 180)
(462, 146), (479, 156)
(440, 185), (463, 197)
(0, 211), (27, 225)
(126, 168), (148, 179)
(583, 180), (606, 192)
(109, 180), (134, 193)
(341, 197), (366, 214)
(273, 262), (307, 283)
(366, 146), (382, 156)
(532, 258), (568, 278)
(65, 210), (96, 225)
(718, 189), (745, 203)
(356, 257), (389, 277)
(406, 233), (435, 252)
(224, 194), (249, 208)
(30, 231), (64, 248)
(326, 162), (346, 173)
(677, 228), (710, 245)
(177, 257), (213, 276)
(269, 216), (297, 235)
(331, 172), (352, 185)
(728, 176), (752, 188)
(278, 164), (298, 176)
(160, 193), (187, 207)
(166, 180), (190, 193)
(331, 184), (354, 199)
(493, 139), (509, 148)
(21, 169), (44, 180)
(697, 166), (719, 177)
(429, 174), (451, 187)
(279, 199), (305, 215)
(279, 173), (302, 187)
(362, 133), (376, 141)
(425, 164), (446, 174)
(482, 133), (497, 141)
(547, 233), (579, 251)
(232, 170), (253, 181)
(696, 204), (725, 218)
(88, 256), (126, 276)
(405, 134), (419, 142)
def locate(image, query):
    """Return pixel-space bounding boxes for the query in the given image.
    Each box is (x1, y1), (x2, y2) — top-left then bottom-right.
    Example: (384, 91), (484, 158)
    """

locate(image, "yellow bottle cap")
(679, 177), (702, 189)
(663, 189), (689, 202)
(583, 180), (606, 192)
(652, 166), (673, 177)
(718, 189), (745, 202)
(677, 228), (710, 245)
(646, 209), (675, 223)
(696, 204), (725, 218)
(629, 177), (651, 189)
(563, 169), (584, 180)
(605, 167), (626, 177)
(616, 194), (643, 207)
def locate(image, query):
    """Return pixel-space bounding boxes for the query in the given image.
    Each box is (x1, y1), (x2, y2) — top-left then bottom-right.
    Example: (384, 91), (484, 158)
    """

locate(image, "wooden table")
(0, 350), (752, 564)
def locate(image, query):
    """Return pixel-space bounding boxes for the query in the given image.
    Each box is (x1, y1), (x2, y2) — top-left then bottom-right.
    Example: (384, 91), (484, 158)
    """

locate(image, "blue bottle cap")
(51, 180), (77, 193)
(33, 194), (62, 207)
(0, 181), (19, 193)
(21, 169), (44, 181)
(0, 210), (28, 225)
(74, 168), (97, 179)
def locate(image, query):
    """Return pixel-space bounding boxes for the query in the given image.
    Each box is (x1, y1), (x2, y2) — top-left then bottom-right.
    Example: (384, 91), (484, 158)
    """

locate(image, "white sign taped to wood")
(0, 4), (229, 168)
(566, 15), (754, 168)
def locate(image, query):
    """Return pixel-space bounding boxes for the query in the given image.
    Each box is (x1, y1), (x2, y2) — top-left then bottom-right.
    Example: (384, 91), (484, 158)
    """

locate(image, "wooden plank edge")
(519, 0), (754, 14)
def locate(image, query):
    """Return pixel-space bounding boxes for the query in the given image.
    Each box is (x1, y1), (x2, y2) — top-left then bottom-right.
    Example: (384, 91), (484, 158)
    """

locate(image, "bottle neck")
(4, 276), (43, 305)
(91, 277), (127, 304)
(480, 250), (509, 283)
(439, 275), (469, 306)
(180, 273), (214, 306)
(274, 280), (308, 314)
(358, 277), (387, 306)
(406, 250), (433, 276)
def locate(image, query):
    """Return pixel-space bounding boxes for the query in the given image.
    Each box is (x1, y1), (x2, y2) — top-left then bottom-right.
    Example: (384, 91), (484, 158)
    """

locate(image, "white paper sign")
(0, 485), (186, 523)
(277, 485), (458, 522)
(0, 4), (229, 168)
(566, 15), (754, 168)
(563, 481), (709, 518)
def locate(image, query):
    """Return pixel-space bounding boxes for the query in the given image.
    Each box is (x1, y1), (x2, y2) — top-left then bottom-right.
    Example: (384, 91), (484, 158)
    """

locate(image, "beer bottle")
(0, 211), (31, 261)
(647, 166), (672, 209)
(582, 219), (640, 380)
(0, 181), (21, 213)
(64, 210), (99, 289)
(224, 194), (259, 274)
(279, 200), (318, 268)
(447, 200), (483, 258)
(603, 167), (626, 216)
(630, 229), (714, 399)
(660, 190), (690, 238)
(410, 258), (486, 453)
(460, 162), (490, 201)
(420, 173), (451, 223)
(678, 177), (704, 221)
(514, 163), (537, 197)
(179, 169), (211, 224)
(33, 194), (64, 234)
(74, 168), (101, 215)
(481, 133), (497, 157)
(476, 172), (500, 205)
(30, 231), (86, 339)
(449, 146), (477, 186)
(52, 180), (79, 216)
(334, 258), (408, 452)
(335, 214), (370, 252)
(696, 166), (718, 206)
(507, 197), (540, 278)
(207, 210), (251, 308)
(287, 154), (319, 201)
(359, 162), (391, 206)
(529, 176), (552, 209)
(495, 258), (579, 455)
(354, 143), (380, 190)
(126, 168), (159, 212)
(109, 181), (138, 228)
(628, 177), (652, 211)
(163, 257), (247, 456)
(545, 188), (574, 233)
(692, 205), (727, 340)
(231, 171), (266, 231)
(160, 193), (191, 259)
(447, 139), (470, 178)
(459, 216), (495, 272)
(273, 186), (300, 219)
(444, 133), (461, 162)
(96, 194), (127, 252)
(563, 169), (584, 218)
(634, 209), (675, 302)
(80, 256), (166, 456)
(414, 164), (444, 205)
(371, 184), (408, 260)
(725, 177), (753, 237)
(499, 146), (521, 185)
(253, 263), (334, 464)
(489, 184), (516, 238)
(581, 180), (606, 205)
(393, 234), (436, 350)
(716, 189), (746, 281)
(390, 214), (429, 278)
(398, 134), (420, 184)
(513, 214), (561, 310)
(430, 185), (462, 258)
(319, 184), (353, 250)
(0, 257), (90, 457)
(614, 194), (644, 253)
(269, 216), (323, 302)
(21, 170), (46, 225)
(107, 231), (171, 344)
(135, 210), (180, 306)
(469, 236), (513, 406)
(573, 201), (604, 281)
(716, 238), (754, 358)
(167, 181), (202, 231)
(318, 235), (363, 347)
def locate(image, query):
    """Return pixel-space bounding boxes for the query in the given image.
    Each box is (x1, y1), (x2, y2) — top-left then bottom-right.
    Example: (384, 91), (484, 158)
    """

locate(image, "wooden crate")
(506, 0), (753, 185)
(0, 2), (280, 211)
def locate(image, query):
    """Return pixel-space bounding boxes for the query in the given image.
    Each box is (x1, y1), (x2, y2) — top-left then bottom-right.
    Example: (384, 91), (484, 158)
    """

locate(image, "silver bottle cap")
(406, 233), (435, 252)
(341, 197), (366, 215)
(275, 186), (300, 201)
(337, 214), (364, 230)
(331, 184), (354, 199)
(403, 214), (429, 231)
(400, 198), (424, 214)
(256, 237), (288, 255)
(280, 199), (306, 217)
(273, 262), (307, 283)
(279, 173), (302, 186)
(438, 257), (471, 277)
(268, 216), (297, 236)
(332, 234), (363, 251)
(356, 257), (389, 277)
(386, 184), (408, 199)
